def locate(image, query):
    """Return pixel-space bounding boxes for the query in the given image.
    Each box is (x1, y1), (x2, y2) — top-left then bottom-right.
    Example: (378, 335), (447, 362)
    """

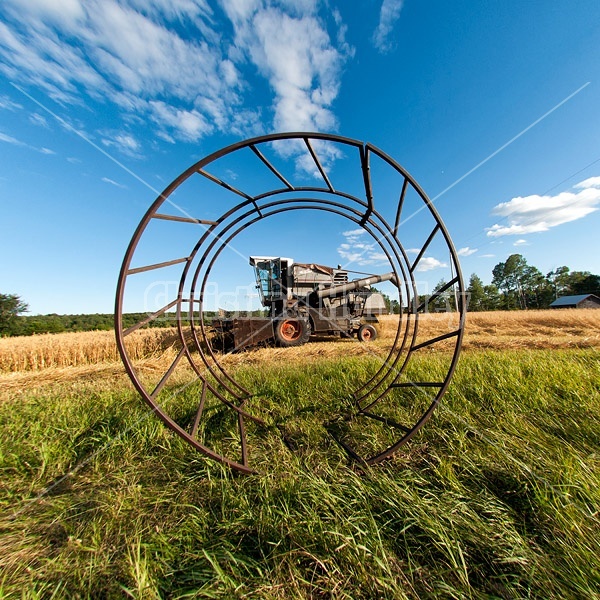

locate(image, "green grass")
(1, 350), (599, 598)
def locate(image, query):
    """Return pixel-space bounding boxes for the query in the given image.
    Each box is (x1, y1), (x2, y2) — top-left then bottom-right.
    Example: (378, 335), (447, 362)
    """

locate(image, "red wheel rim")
(280, 320), (301, 341)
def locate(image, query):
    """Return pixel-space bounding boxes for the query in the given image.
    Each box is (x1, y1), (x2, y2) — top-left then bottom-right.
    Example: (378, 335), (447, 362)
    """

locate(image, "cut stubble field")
(2, 309), (600, 377)
(1, 310), (599, 598)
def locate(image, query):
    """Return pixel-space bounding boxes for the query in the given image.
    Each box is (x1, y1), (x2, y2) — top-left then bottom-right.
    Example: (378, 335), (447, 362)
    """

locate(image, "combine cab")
(212, 256), (397, 351)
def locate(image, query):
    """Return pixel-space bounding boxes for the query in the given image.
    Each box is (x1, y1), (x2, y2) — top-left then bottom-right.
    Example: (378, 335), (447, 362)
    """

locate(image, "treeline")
(6, 312), (183, 336)
(467, 254), (600, 311)
(2, 254), (599, 336)
(417, 254), (600, 313)
(1, 310), (265, 337)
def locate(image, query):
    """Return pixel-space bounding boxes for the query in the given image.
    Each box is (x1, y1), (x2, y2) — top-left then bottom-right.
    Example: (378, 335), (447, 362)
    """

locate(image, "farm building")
(550, 294), (600, 309)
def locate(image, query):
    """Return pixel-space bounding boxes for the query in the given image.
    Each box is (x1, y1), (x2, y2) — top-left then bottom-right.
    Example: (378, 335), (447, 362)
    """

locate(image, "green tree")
(546, 266), (571, 299)
(0, 293), (29, 335)
(466, 273), (486, 311)
(567, 272), (600, 296)
(492, 254), (529, 309)
(483, 284), (502, 310)
(430, 279), (458, 311)
(521, 264), (550, 308)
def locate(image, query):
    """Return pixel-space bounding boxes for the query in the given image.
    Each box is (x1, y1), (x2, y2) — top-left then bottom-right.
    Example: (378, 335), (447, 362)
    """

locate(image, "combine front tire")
(357, 324), (377, 342)
(274, 318), (311, 347)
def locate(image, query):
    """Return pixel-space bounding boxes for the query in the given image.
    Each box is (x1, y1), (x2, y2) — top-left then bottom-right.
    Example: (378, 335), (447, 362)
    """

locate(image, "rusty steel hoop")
(115, 132), (466, 473)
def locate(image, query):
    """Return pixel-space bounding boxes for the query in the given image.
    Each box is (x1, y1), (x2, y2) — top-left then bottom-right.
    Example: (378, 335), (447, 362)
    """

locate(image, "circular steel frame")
(115, 132), (466, 473)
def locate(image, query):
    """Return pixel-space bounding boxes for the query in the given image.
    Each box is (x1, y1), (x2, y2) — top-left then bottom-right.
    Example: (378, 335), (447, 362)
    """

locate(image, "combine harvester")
(212, 256), (397, 350)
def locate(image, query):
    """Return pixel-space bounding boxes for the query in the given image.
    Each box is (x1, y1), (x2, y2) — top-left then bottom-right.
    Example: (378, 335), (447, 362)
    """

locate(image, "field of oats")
(1, 310), (599, 598)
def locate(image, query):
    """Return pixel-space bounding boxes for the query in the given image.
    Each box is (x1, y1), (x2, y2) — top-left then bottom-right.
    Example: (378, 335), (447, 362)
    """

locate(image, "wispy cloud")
(148, 102), (211, 141)
(29, 112), (50, 128)
(0, 1), (351, 144)
(513, 239), (528, 246)
(337, 228), (389, 267)
(0, 94), (22, 111)
(221, 2), (352, 133)
(457, 246), (477, 256)
(101, 176), (127, 189)
(0, 130), (55, 154)
(101, 131), (143, 158)
(372, 0), (404, 53)
(0, 131), (26, 146)
(487, 176), (600, 237)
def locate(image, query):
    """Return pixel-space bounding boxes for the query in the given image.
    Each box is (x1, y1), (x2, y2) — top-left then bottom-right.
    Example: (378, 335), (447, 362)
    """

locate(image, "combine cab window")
(254, 259), (282, 305)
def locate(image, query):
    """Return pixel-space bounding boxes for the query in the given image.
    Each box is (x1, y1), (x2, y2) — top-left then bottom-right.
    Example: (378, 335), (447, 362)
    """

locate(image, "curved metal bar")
(189, 196), (409, 402)
(186, 186), (419, 407)
(180, 192), (380, 391)
(115, 132), (466, 473)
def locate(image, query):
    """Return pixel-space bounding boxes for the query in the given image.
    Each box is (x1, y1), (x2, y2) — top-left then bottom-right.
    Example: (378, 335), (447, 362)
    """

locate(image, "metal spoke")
(198, 168), (263, 216)
(359, 146), (373, 225)
(416, 276), (459, 312)
(303, 137), (335, 192)
(410, 224), (441, 274)
(360, 410), (411, 432)
(411, 330), (461, 351)
(190, 380), (207, 439)
(151, 347), (186, 399)
(238, 413), (248, 466)
(393, 178), (409, 236)
(123, 298), (179, 336)
(153, 213), (217, 225)
(127, 257), (189, 275)
(250, 144), (294, 190)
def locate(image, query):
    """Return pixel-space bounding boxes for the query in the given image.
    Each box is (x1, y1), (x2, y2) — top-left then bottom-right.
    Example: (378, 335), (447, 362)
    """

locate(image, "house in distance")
(550, 294), (600, 309)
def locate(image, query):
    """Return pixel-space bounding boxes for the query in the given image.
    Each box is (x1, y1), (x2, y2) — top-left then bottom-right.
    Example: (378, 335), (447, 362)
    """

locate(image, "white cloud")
(13, 0), (86, 29)
(29, 113), (50, 128)
(0, 19), (108, 103)
(0, 130), (56, 154)
(224, 2), (351, 133)
(414, 256), (447, 272)
(343, 228), (366, 237)
(575, 176), (600, 189)
(101, 176), (127, 188)
(0, 131), (26, 146)
(372, 0), (404, 53)
(149, 101), (212, 141)
(337, 228), (389, 267)
(127, 0), (212, 23)
(480, 254), (495, 258)
(0, 0), (352, 143)
(101, 131), (143, 157)
(0, 95), (22, 111)
(486, 176), (600, 237)
(513, 239), (528, 246)
(457, 246), (477, 256)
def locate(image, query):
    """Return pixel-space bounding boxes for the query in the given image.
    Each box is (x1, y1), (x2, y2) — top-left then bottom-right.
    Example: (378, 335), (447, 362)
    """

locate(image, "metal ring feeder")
(115, 132), (466, 473)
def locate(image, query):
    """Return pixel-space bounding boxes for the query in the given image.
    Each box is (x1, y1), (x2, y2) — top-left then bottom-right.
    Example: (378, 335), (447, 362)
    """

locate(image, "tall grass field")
(1, 310), (599, 598)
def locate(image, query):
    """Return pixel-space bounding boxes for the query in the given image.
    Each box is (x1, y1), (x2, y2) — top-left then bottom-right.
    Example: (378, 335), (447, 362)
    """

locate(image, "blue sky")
(1, 0), (599, 315)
